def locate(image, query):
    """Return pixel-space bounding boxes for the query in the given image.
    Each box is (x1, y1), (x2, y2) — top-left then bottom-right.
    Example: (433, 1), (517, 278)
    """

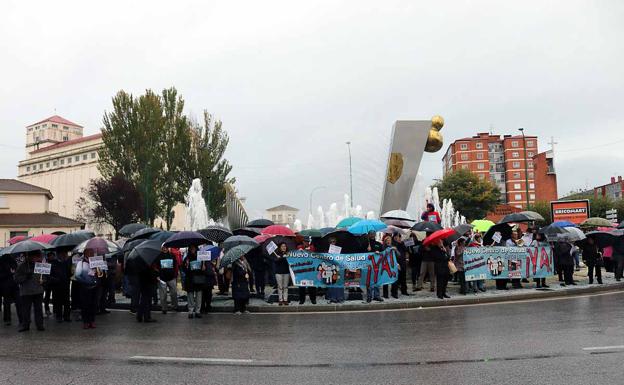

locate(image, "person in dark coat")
(391, 233), (409, 297)
(424, 239), (450, 299)
(75, 251), (98, 329)
(0, 254), (21, 326)
(42, 252), (55, 317)
(231, 256), (252, 314)
(200, 259), (217, 314)
(14, 252), (45, 332)
(581, 238), (603, 284)
(182, 246), (206, 319)
(406, 233), (422, 291)
(381, 235), (394, 299)
(248, 247), (266, 299)
(158, 247), (179, 314)
(49, 251), (72, 322)
(554, 241), (575, 286)
(415, 231), (437, 292)
(136, 261), (158, 323)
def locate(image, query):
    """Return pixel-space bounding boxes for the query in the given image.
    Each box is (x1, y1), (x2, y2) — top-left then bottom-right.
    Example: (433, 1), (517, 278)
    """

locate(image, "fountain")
(317, 206), (326, 228)
(293, 219), (303, 232)
(185, 178), (213, 231)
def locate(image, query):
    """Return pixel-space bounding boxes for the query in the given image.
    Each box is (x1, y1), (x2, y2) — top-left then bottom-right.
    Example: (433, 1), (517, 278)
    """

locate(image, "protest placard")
(266, 241), (278, 255)
(89, 256), (108, 270)
(34, 262), (51, 275)
(328, 244), (342, 254)
(492, 232), (502, 244)
(197, 250), (211, 261)
(160, 259), (174, 269)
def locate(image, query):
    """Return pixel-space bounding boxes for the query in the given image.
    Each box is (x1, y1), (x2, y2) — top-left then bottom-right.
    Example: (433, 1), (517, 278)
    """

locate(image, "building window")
(461, 165), (469, 170)
(476, 142), (483, 149)
(511, 140), (519, 147)
(461, 154), (468, 160)
(0, 195), (7, 208)
(527, 151), (534, 157)
(512, 161), (521, 168)
(527, 161), (533, 168)
(527, 140), (534, 147)
(528, 172), (534, 179)
(63, 126), (69, 130)
(529, 183), (535, 189)
(278, 214), (283, 222)
(82, 154), (88, 160)
(514, 194), (522, 201)
(60, 159), (65, 165)
(511, 152), (519, 158)
(513, 172), (521, 179)
(63, 136), (68, 141)
(530, 194), (536, 200)
(52, 124), (58, 128)
(45, 162), (50, 168)
(75, 156), (80, 162)
(67, 157), (72, 163)
(514, 183), (521, 189)
(91, 152), (96, 159)
(460, 143), (468, 150)
(477, 163), (485, 170)
(26, 166), (30, 172)
(476, 152), (484, 159)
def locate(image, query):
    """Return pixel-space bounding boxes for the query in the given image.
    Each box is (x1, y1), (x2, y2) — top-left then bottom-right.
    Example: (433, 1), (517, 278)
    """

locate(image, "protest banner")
(286, 248), (399, 288)
(89, 256), (108, 270)
(34, 262), (51, 275)
(463, 245), (553, 281)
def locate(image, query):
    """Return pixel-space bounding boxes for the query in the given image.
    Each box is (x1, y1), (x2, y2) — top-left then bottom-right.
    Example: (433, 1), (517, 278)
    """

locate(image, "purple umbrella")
(83, 237), (116, 255)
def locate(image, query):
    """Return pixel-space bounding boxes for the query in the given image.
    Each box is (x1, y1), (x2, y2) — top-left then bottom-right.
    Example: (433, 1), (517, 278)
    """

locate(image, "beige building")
(17, 115), (187, 234)
(265, 205), (299, 227)
(0, 179), (83, 246)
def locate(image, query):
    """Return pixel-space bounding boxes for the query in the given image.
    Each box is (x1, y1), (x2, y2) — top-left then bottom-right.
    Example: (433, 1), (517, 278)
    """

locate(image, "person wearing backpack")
(158, 246), (178, 314)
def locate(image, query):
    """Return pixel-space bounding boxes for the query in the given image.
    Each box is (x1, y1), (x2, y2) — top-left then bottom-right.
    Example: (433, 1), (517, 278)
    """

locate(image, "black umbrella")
(223, 235), (259, 252)
(519, 211), (545, 222)
(149, 231), (175, 244)
(498, 212), (533, 224)
(585, 230), (624, 248)
(483, 223), (514, 245)
(119, 223), (147, 237)
(122, 238), (145, 254)
(411, 221), (443, 232)
(126, 240), (163, 267)
(539, 224), (567, 236)
(198, 225), (233, 243)
(446, 224), (474, 244)
(50, 230), (95, 249)
(232, 227), (261, 237)
(128, 227), (160, 242)
(0, 240), (53, 256)
(261, 236), (297, 258)
(247, 219), (274, 229)
(317, 230), (364, 253)
(163, 231), (208, 248)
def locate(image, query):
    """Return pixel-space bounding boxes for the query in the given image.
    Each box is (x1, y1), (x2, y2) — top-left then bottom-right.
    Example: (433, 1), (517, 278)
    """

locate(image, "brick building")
(442, 132), (558, 209)
(594, 176), (624, 200)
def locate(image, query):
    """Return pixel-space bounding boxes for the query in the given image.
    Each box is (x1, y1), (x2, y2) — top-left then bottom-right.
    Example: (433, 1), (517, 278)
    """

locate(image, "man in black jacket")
(14, 252), (45, 332)
(49, 252), (72, 322)
(0, 255), (21, 326)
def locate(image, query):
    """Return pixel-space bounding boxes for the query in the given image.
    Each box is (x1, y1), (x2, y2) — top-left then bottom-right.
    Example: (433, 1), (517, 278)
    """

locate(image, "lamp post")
(309, 186), (327, 217)
(518, 128), (530, 210)
(346, 141), (353, 209)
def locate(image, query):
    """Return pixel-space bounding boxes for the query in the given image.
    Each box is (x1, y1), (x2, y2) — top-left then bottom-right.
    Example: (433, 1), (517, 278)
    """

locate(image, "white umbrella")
(380, 210), (415, 221)
(561, 227), (586, 242)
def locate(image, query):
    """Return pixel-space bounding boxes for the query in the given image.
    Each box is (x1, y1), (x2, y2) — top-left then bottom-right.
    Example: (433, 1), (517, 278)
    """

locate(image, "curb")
(110, 282), (624, 313)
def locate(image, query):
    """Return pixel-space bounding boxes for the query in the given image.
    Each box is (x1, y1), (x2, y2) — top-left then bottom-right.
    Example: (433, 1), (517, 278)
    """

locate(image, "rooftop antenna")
(489, 123), (493, 135)
(548, 136), (558, 153)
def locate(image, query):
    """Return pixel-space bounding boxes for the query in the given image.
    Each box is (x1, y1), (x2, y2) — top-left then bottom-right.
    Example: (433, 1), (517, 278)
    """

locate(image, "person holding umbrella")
(136, 258), (159, 323)
(49, 250), (72, 322)
(0, 254), (21, 326)
(391, 233), (409, 298)
(428, 239), (451, 299)
(74, 249), (99, 329)
(158, 246), (179, 314)
(581, 237), (603, 285)
(415, 231), (437, 293)
(182, 245), (206, 319)
(232, 255), (252, 314)
(14, 252), (45, 332)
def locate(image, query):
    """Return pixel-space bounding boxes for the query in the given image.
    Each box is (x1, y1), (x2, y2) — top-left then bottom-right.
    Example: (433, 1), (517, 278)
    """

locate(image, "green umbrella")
(336, 217), (363, 228)
(299, 229), (322, 238)
(471, 219), (495, 233)
(219, 244), (255, 268)
(580, 217), (614, 228)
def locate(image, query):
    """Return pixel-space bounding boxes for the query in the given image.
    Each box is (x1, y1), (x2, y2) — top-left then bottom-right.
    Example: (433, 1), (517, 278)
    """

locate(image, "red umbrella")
(254, 234), (274, 244)
(261, 225), (295, 237)
(29, 234), (58, 244)
(8, 235), (28, 245)
(423, 228), (456, 246)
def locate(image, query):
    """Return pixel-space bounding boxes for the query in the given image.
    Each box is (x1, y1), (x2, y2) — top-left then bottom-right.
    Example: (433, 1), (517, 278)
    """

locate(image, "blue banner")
(286, 249), (399, 288)
(463, 245), (554, 281)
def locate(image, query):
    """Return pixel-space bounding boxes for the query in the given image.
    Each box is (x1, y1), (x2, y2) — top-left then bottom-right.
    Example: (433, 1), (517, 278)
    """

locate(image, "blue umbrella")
(347, 219), (387, 235)
(552, 220), (577, 228)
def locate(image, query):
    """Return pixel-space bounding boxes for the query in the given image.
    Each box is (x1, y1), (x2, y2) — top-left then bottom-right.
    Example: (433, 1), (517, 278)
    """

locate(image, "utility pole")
(518, 128), (530, 210)
(346, 141), (353, 209)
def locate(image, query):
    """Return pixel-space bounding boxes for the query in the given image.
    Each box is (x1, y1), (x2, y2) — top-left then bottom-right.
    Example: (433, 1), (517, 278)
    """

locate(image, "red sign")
(550, 200), (590, 224)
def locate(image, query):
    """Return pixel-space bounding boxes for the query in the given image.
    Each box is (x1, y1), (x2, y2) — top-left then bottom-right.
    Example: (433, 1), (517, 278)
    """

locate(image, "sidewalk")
(112, 267), (624, 313)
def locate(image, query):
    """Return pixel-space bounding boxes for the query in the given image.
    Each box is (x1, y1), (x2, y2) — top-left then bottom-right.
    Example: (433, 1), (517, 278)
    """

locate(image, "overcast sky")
(1, 1), (623, 220)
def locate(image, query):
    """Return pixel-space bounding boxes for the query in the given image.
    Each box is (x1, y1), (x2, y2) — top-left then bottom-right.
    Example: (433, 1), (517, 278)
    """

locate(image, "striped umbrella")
(198, 225), (233, 243)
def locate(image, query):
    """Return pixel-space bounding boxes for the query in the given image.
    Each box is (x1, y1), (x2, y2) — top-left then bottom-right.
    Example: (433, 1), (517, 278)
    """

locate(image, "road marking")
(582, 346), (624, 351)
(130, 356), (254, 363)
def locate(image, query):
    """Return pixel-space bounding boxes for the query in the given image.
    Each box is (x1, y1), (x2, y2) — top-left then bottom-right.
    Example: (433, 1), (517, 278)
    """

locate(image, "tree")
(190, 111), (235, 221)
(589, 196), (616, 218)
(434, 170), (500, 221)
(531, 200), (553, 224)
(76, 176), (143, 239)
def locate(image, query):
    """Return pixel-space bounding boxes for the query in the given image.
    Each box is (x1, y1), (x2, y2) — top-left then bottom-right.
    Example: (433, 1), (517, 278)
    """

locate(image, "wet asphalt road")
(1, 291), (624, 385)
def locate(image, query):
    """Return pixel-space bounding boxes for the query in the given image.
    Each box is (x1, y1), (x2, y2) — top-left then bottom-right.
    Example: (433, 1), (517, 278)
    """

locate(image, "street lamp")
(518, 128), (530, 210)
(346, 141), (353, 209)
(309, 186), (327, 217)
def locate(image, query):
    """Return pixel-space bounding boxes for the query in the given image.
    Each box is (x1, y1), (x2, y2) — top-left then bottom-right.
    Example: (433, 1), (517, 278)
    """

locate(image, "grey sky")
(1, 1), (623, 220)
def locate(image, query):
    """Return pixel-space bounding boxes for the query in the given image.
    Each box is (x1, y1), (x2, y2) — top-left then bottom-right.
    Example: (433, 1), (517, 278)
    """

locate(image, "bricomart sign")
(550, 200), (590, 224)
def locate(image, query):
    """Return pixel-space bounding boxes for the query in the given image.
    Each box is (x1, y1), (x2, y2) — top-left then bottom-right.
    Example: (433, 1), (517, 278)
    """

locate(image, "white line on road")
(582, 346), (624, 351)
(130, 356), (254, 363)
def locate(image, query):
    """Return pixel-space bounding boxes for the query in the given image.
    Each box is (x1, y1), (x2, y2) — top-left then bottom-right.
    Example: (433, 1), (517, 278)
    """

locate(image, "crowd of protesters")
(1, 208), (622, 332)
